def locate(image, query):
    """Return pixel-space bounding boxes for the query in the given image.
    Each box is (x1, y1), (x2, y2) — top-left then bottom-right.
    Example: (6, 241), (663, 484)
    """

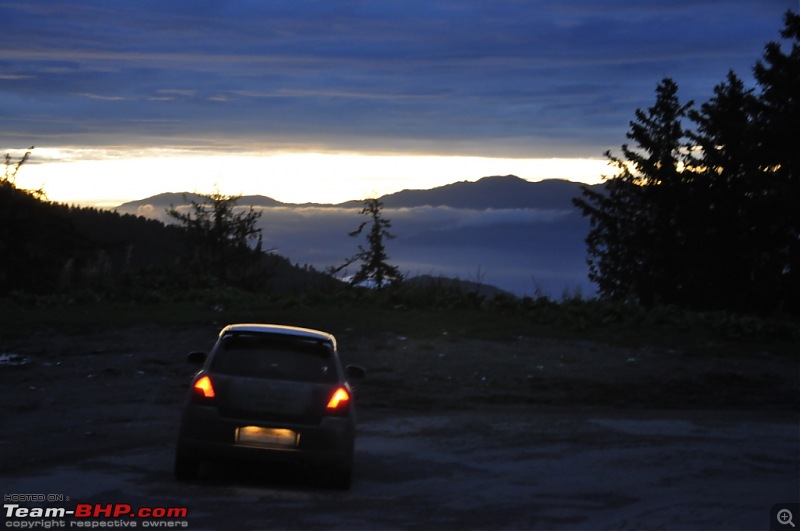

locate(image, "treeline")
(575, 11), (799, 315)
(3, 13), (797, 320)
(0, 175), (337, 300)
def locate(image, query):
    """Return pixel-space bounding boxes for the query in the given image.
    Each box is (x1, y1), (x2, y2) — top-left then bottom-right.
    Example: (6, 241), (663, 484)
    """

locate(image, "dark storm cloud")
(1, 0), (794, 155)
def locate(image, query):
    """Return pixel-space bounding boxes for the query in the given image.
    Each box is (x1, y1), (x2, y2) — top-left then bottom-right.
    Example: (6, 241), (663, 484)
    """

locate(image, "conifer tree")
(686, 71), (761, 309)
(574, 12), (799, 313)
(336, 198), (402, 289)
(750, 10), (800, 311)
(574, 78), (693, 306)
(167, 189), (263, 285)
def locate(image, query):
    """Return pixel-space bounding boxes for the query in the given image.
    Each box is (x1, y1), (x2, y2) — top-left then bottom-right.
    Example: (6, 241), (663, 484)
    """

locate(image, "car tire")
(328, 466), (352, 490)
(174, 453), (201, 481)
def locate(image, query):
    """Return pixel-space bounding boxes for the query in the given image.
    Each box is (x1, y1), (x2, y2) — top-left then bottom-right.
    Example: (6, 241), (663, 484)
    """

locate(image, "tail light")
(325, 387), (351, 415)
(192, 375), (216, 402)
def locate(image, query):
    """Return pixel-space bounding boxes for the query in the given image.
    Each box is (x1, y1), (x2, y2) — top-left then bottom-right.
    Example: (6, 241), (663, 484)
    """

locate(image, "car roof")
(219, 324), (337, 349)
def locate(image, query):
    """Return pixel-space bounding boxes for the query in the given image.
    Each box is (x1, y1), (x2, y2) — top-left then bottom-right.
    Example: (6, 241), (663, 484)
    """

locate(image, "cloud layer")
(2, 1), (793, 157)
(137, 203), (589, 297)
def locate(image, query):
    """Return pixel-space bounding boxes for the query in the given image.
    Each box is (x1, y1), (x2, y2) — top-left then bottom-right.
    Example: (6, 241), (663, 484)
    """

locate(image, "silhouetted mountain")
(338, 176), (588, 210)
(404, 274), (513, 298)
(111, 176), (602, 297)
(116, 192), (283, 214)
(116, 177), (596, 214)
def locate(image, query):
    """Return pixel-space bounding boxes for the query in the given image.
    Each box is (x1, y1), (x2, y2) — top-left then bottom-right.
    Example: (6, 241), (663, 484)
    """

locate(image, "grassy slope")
(1, 295), (797, 412)
(1, 294), (796, 357)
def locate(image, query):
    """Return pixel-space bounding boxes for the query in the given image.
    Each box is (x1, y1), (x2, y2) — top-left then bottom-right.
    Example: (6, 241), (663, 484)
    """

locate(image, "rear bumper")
(176, 405), (355, 468)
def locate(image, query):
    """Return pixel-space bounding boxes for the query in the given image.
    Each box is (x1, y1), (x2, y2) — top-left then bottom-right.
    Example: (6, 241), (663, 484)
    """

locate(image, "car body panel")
(174, 324), (359, 487)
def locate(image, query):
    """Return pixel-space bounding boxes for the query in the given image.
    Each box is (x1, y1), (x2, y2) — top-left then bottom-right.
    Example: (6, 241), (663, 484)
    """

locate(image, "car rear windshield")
(210, 333), (338, 383)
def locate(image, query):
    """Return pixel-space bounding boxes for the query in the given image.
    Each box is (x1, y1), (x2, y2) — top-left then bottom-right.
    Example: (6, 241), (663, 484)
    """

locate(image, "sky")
(2, 0), (796, 205)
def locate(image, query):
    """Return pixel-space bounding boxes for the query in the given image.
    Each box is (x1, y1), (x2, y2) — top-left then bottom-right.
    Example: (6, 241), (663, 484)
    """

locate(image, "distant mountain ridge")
(113, 175), (600, 297)
(116, 192), (283, 212)
(339, 175), (590, 210)
(115, 176), (597, 213)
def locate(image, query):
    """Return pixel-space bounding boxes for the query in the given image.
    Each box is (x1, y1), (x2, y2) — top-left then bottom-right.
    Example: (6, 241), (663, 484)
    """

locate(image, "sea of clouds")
(138, 204), (594, 298)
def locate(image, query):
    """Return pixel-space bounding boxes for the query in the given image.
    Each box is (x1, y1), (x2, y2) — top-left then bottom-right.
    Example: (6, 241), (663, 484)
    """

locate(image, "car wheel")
(328, 466), (352, 490)
(174, 453), (201, 481)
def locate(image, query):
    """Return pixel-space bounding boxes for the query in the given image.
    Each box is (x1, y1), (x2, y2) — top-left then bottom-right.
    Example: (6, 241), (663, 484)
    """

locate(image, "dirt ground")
(1, 323), (798, 529)
(1, 323), (797, 473)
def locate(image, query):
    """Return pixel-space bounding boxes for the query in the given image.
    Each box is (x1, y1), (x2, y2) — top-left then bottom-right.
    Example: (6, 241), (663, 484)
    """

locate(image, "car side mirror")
(187, 351), (207, 364)
(345, 364), (366, 380)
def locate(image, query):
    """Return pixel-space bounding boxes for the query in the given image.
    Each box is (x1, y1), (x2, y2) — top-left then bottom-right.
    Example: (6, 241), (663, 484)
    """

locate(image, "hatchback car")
(174, 324), (365, 488)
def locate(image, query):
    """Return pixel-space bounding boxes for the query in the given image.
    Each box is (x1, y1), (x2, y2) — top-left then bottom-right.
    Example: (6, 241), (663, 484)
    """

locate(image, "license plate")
(236, 426), (298, 448)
